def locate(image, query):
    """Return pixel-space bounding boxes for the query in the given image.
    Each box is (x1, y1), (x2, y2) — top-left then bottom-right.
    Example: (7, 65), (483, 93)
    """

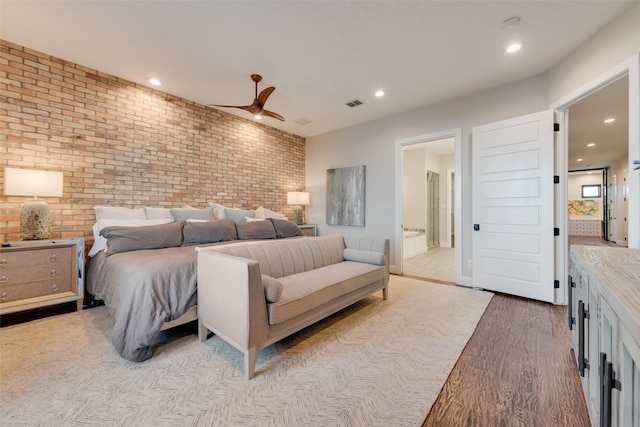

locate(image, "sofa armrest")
(343, 236), (390, 284)
(196, 250), (269, 351)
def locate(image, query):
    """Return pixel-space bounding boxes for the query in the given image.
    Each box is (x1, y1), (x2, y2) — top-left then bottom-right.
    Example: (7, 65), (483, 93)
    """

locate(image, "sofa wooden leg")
(197, 321), (208, 343)
(245, 347), (257, 380)
(383, 286), (388, 300)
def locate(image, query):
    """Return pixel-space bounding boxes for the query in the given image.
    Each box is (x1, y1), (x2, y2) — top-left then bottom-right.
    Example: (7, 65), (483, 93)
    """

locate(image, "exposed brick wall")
(0, 40), (305, 252)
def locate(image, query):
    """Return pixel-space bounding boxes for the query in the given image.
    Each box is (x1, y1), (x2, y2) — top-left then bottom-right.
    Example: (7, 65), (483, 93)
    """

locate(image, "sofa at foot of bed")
(196, 234), (389, 379)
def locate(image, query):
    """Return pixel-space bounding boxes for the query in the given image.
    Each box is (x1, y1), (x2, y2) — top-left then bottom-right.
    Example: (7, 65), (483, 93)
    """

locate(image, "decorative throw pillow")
(224, 208), (255, 223)
(144, 207), (173, 220)
(268, 218), (303, 238)
(236, 220), (277, 240)
(343, 248), (386, 266)
(262, 275), (283, 303)
(89, 218), (173, 256)
(183, 219), (238, 246)
(101, 221), (184, 256)
(170, 207), (213, 221)
(245, 216), (265, 222)
(94, 206), (146, 221)
(255, 206), (286, 219)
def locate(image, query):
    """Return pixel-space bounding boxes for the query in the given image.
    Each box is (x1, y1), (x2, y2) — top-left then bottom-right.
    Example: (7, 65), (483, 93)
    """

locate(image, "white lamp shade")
(4, 167), (63, 197)
(287, 191), (309, 205)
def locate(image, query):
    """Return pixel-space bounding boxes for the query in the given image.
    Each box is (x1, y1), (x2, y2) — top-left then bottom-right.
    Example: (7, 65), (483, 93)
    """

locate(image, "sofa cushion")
(262, 275), (283, 303)
(236, 220), (277, 240)
(343, 248), (385, 266)
(183, 219), (238, 246)
(101, 221), (184, 256)
(267, 261), (385, 325)
(268, 218), (303, 238)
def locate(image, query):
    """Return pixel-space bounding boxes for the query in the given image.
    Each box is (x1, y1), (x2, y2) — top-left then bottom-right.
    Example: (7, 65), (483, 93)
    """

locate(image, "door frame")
(394, 128), (462, 283)
(551, 53), (639, 304)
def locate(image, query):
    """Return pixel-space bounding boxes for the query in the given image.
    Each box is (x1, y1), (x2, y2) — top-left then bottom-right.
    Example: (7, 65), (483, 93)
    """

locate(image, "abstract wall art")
(326, 165), (366, 226)
(568, 199), (599, 217)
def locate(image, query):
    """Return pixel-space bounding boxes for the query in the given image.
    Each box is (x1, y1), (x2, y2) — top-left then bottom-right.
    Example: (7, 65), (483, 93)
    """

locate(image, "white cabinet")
(569, 245), (640, 427)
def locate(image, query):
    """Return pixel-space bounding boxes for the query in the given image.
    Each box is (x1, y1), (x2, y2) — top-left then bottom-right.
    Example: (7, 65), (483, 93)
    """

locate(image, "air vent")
(294, 118), (312, 125)
(346, 100), (363, 108)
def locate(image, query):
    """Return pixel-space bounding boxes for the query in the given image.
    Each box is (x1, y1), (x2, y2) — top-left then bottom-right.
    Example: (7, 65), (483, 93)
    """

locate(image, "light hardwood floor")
(402, 247), (455, 284)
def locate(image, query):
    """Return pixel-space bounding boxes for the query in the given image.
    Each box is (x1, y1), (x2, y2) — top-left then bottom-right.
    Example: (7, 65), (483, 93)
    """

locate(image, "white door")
(472, 110), (555, 302)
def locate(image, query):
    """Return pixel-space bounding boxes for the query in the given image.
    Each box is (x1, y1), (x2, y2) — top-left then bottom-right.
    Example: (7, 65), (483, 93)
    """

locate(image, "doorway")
(400, 137), (455, 283)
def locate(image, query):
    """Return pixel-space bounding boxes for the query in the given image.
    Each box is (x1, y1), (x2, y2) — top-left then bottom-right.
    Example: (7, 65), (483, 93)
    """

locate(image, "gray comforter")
(87, 246), (201, 361)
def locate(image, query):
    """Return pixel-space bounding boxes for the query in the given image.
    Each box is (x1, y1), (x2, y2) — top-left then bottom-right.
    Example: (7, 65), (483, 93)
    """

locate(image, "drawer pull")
(51, 284), (59, 292)
(0, 292), (7, 301)
(0, 276), (7, 284)
(50, 269), (57, 277)
(0, 259), (7, 267)
(50, 254), (58, 262)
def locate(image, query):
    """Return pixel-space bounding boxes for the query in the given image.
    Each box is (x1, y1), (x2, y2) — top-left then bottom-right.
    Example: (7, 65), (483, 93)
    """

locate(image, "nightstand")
(299, 224), (317, 237)
(0, 238), (84, 315)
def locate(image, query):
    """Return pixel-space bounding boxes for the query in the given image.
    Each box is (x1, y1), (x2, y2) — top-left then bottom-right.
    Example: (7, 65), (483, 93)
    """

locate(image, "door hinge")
(554, 123), (560, 132)
(554, 228), (560, 236)
(554, 175), (560, 184)
(554, 280), (560, 289)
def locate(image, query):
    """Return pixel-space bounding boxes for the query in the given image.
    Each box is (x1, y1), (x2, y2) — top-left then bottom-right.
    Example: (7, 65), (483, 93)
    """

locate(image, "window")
(581, 184), (601, 198)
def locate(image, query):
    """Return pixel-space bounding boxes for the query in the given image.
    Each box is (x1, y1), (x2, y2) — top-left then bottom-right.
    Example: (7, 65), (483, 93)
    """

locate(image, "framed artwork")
(326, 165), (365, 226)
(568, 199), (599, 217)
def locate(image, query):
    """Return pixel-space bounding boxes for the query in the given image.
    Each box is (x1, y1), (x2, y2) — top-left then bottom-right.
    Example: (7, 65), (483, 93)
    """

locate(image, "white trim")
(394, 128), (462, 284)
(551, 53), (640, 304)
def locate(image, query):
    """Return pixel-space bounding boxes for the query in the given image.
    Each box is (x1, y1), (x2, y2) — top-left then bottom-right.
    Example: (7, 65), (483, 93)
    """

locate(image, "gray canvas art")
(326, 165), (365, 226)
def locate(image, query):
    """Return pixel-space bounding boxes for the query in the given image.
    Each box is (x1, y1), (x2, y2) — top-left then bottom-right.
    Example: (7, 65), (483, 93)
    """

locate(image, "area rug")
(0, 276), (492, 426)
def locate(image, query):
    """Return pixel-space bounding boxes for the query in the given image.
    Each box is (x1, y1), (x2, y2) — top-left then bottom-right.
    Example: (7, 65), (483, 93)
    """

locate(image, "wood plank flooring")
(423, 291), (590, 427)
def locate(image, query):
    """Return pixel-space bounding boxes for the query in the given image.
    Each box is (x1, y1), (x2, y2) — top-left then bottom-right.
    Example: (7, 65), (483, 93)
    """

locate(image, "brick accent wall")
(0, 40), (305, 251)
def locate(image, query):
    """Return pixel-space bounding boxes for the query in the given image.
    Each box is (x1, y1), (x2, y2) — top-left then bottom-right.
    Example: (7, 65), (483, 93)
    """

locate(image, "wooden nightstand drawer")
(0, 247), (71, 269)
(0, 278), (73, 303)
(0, 263), (71, 286)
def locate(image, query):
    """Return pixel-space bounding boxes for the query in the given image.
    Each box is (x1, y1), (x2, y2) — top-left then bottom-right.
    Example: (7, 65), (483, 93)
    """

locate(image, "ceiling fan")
(209, 74), (285, 122)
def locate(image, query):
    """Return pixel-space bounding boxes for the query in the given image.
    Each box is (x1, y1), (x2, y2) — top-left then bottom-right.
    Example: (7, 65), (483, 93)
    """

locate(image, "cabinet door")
(618, 324), (640, 427)
(600, 297), (620, 427)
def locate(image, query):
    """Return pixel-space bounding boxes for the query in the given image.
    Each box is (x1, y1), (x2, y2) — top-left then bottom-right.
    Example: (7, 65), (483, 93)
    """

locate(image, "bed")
(86, 206), (303, 362)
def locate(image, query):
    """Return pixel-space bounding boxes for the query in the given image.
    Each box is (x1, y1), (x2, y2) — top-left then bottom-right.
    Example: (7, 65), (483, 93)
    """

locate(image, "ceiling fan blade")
(261, 109), (285, 122)
(257, 86), (276, 107)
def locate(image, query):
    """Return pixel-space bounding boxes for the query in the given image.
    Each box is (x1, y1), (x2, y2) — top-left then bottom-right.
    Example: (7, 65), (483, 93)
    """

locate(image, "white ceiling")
(0, 1), (634, 142)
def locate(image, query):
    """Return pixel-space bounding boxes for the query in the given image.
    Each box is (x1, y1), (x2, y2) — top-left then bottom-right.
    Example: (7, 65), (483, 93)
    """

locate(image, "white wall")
(306, 2), (640, 277)
(306, 75), (547, 275)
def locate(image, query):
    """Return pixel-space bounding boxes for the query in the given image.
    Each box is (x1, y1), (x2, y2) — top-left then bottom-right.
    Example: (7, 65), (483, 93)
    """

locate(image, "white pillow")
(255, 206), (286, 219)
(93, 206), (146, 221)
(144, 207), (173, 220)
(208, 202), (239, 220)
(246, 216), (266, 222)
(88, 218), (173, 256)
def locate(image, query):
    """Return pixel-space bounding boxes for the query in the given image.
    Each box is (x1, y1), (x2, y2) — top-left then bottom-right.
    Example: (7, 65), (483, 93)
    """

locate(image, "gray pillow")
(170, 207), (213, 221)
(236, 220), (277, 240)
(183, 219), (238, 246)
(343, 248), (386, 266)
(224, 208), (255, 223)
(262, 275), (283, 303)
(268, 218), (303, 238)
(101, 221), (183, 256)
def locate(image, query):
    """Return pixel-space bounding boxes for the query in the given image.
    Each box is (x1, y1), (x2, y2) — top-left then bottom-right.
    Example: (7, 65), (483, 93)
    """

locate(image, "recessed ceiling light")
(604, 117), (615, 123)
(375, 90), (385, 97)
(254, 114), (262, 120)
(587, 143), (596, 147)
(577, 158), (584, 162)
(149, 78), (162, 86)
(506, 43), (522, 54)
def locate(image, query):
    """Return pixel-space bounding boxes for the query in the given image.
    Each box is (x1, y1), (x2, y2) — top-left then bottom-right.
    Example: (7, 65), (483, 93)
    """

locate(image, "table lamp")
(4, 167), (64, 240)
(287, 191), (309, 225)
